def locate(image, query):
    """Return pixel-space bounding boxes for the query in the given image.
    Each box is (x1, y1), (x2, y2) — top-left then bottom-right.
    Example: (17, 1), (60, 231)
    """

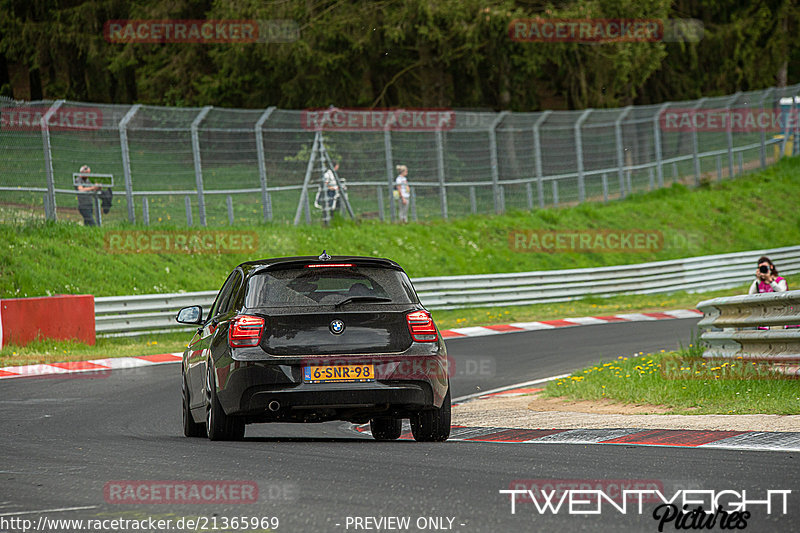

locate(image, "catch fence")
(1, 85), (799, 226)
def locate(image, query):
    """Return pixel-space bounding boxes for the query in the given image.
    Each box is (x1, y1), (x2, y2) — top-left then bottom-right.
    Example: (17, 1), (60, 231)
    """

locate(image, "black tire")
(370, 417), (402, 441)
(410, 386), (451, 442)
(182, 374), (206, 438)
(205, 363), (245, 441)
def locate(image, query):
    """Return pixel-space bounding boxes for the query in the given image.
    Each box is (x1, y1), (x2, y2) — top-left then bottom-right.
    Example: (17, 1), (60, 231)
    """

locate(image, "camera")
(759, 265), (769, 274)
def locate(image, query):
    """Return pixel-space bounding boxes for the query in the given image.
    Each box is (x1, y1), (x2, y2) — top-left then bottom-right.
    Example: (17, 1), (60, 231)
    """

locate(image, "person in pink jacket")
(748, 256), (787, 294)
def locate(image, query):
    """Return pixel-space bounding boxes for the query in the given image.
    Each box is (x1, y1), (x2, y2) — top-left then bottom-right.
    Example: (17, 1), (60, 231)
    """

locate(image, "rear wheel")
(370, 417), (402, 441)
(410, 386), (451, 442)
(182, 374), (206, 438)
(205, 363), (245, 441)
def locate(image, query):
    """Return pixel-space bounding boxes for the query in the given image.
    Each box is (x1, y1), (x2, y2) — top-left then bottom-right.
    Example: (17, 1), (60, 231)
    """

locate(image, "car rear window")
(245, 266), (417, 307)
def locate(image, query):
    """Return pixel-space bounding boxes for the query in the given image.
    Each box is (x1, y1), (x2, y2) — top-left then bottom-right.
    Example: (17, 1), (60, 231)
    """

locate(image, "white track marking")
(453, 373), (571, 403)
(0, 505), (97, 517)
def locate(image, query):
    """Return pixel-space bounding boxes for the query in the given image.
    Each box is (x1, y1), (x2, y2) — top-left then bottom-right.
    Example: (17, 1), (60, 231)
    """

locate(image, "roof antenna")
(319, 250), (331, 261)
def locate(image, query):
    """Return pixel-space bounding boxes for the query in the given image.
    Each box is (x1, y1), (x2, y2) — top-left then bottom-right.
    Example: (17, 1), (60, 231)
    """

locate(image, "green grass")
(543, 344), (800, 415)
(2, 155), (800, 299)
(1, 156), (799, 365)
(0, 331), (192, 367)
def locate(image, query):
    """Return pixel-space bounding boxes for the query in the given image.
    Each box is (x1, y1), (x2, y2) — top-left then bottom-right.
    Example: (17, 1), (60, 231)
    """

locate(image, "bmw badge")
(329, 319), (345, 335)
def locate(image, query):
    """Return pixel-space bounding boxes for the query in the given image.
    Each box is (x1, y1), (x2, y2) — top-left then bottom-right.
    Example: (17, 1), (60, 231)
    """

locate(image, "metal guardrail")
(413, 245), (800, 310)
(698, 290), (800, 362)
(94, 245), (800, 336)
(95, 291), (217, 335)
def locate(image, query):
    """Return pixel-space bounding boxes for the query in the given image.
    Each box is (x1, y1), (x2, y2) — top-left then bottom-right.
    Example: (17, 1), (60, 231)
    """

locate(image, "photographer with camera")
(748, 256), (787, 294)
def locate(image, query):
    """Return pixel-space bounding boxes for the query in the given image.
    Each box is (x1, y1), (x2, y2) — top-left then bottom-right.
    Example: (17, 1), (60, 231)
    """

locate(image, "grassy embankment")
(542, 343), (800, 415)
(1, 156), (799, 365)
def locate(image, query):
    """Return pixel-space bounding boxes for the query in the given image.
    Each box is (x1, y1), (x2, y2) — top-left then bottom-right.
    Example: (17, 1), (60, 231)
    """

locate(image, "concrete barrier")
(0, 295), (95, 348)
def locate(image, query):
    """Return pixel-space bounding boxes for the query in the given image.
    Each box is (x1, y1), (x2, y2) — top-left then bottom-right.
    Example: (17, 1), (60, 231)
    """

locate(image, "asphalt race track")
(1, 317), (798, 532)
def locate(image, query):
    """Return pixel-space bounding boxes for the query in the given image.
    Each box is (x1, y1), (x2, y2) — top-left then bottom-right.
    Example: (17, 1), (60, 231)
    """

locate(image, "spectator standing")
(75, 165), (100, 226)
(748, 256), (787, 294)
(316, 162), (340, 225)
(395, 164), (410, 223)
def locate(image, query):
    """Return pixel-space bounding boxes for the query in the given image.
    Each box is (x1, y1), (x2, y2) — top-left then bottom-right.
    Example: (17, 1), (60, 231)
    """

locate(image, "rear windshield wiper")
(334, 296), (393, 308)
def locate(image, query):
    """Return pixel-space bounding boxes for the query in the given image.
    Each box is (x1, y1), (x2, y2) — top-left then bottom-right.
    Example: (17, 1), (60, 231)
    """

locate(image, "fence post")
(794, 88), (800, 156)
(40, 99), (64, 221)
(376, 186), (385, 221)
(574, 108), (593, 203)
(294, 132), (320, 226)
(615, 106), (633, 199)
(410, 188), (418, 221)
(489, 111), (508, 213)
(525, 182), (533, 210)
(601, 173), (608, 203)
(185, 196), (193, 226)
(226, 195), (234, 224)
(777, 88), (788, 161)
(469, 186), (477, 214)
(758, 89), (773, 169)
(690, 97), (707, 185)
(552, 180), (559, 206)
(43, 193), (52, 219)
(191, 106), (212, 227)
(118, 104), (141, 224)
(435, 129), (447, 219)
(142, 197), (150, 225)
(533, 110), (552, 208)
(653, 102), (670, 189)
(781, 89), (800, 158)
(255, 106), (276, 222)
(384, 121), (396, 222)
(725, 92), (741, 179)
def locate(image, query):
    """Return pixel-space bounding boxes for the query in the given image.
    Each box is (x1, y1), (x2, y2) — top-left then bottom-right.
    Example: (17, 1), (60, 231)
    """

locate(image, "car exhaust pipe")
(268, 401), (280, 412)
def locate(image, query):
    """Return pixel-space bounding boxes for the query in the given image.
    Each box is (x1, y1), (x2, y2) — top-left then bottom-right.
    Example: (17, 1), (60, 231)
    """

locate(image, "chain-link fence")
(1, 85), (799, 226)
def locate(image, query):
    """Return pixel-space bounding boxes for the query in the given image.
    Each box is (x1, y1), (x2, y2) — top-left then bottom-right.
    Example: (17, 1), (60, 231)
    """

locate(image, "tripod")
(293, 131), (354, 226)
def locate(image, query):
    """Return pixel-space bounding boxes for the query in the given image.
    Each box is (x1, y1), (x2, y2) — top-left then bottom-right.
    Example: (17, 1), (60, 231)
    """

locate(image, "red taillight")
(228, 315), (265, 347)
(406, 310), (438, 342)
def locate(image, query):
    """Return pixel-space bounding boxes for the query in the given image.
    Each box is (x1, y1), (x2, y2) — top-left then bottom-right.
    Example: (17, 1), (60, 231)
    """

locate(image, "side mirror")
(176, 305), (203, 325)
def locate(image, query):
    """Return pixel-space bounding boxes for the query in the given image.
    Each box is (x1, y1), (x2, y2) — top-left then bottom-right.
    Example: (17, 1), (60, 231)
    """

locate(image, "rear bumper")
(215, 355), (448, 422)
(239, 381), (432, 423)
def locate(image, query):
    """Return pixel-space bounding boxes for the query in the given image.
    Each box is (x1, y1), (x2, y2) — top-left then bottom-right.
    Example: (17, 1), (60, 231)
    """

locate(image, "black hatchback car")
(176, 253), (450, 442)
